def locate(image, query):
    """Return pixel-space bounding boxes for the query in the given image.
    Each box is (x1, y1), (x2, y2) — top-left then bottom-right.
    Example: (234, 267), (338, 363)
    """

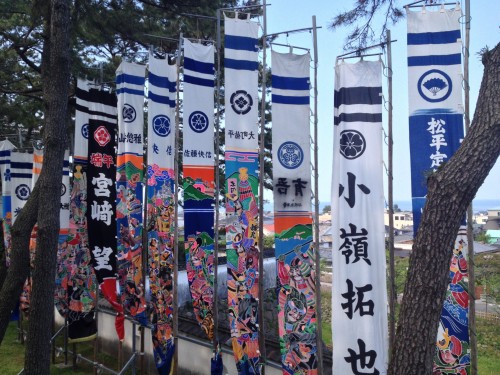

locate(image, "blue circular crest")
(417, 69), (452, 103)
(152, 114), (171, 137)
(278, 141), (303, 169)
(81, 123), (89, 139)
(15, 184), (31, 201)
(189, 111), (209, 133)
(122, 103), (136, 123)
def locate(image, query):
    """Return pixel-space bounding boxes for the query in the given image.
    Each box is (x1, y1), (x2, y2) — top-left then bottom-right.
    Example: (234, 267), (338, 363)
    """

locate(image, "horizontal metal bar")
(405, 0), (459, 7)
(180, 12), (217, 21)
(337, 52), (383, 61)
(336, 40), (397, 59)
(270, 42), (310, 52)
(266, 26), (321, 39)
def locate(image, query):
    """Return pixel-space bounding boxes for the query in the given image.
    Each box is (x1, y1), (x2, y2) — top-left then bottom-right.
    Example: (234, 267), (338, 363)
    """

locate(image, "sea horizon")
(262, 198), (500, 214)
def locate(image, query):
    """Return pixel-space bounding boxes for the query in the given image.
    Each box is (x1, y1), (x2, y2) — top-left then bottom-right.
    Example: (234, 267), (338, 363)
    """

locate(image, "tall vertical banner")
(271, 50), (318, 374)
(0, 139), (16, 264)
(87, 117), (124, 341)
(224, 15), (261, 374)
(331, 61), (388, 374)
(55, 81), (119, 342)
(182, 39), (216, 341)
(407, 7), (464, 234)
(146, 55), (177, 374)
(407, 8), (470, 373)
(116, 62), (147, 325)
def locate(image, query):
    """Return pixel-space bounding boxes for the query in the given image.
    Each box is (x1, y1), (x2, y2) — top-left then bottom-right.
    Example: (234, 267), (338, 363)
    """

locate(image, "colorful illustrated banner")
(19, 150), (38, 315)
(87, 118), (124, 341)
(331, 61), (388, 374)
(271, 50), (317, 375)
(224, 15), (261, 375)
(407, 7), (464, 235)
(0, 139), (16, 264)
(54, 151), (71, 320)
(146, 54), (177, 375)
(116, 62), (147, 325)
(435, 226), (470, 374)
(182, 39), (216, 341)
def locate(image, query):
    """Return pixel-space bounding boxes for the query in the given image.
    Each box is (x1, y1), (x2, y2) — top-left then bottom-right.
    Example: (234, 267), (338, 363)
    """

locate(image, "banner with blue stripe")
(407, 8), (470, 375)
(224, 15), (261, 375)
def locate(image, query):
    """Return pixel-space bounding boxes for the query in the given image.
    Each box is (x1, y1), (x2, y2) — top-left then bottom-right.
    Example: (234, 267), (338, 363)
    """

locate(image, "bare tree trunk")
(0, 220), (6, 290)
(22, 1), (71, 374)
(389, 43), (500, 375)
(0, 186), (39, 343)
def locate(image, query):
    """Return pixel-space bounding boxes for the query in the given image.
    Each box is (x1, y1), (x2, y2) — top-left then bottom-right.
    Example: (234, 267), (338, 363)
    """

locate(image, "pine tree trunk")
(23, 1), (71, 374)
(0, 186), (39, 342)
(389, 43), (500, 375)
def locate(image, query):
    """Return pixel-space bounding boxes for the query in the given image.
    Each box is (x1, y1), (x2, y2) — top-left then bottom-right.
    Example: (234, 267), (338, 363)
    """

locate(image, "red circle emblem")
(94, 125), (111, 147)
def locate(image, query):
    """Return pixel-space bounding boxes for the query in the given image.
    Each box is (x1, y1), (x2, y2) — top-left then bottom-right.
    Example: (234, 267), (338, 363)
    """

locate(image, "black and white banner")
(331, 60), (388, 374)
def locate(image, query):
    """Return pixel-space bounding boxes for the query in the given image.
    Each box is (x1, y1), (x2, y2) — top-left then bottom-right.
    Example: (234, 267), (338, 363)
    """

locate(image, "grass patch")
(0, 321), (131, 375)
(477, 317), (500, 374)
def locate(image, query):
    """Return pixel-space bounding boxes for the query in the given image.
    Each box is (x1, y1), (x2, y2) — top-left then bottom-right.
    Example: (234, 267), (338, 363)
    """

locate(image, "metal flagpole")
(258, 2), (268, 373)
(172, 33), (182, 375)
(386, 29), (397, 356)
(464, 1), (477, 373)
(214, 7), (222, 354)
(311, 15), (324, 375)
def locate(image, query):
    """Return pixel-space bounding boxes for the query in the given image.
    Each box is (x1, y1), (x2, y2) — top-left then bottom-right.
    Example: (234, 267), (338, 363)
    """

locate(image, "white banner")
(0, 140), (16, 216)
(10, 151), (33, 225)
(331, 60), (388, 375)
(116, 61), (145, 158)
(407, 7), (463, 115)
(182, 39), (215, 167)
(407, 7), (464, 233)
(74, 79), (91, 163)
(271, 50), (311, 213)
(147, 55), (177, 170)
(60, 150), (70, 230)
(224, 16), (259, 151)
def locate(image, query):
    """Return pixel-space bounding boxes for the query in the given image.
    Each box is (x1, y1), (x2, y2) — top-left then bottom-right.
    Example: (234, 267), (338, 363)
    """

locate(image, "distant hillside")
(184, 184), (211, 201)
(277, 224), (312, 240)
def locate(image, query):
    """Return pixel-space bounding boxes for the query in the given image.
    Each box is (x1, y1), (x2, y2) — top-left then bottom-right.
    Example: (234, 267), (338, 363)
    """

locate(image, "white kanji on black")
(92, 173), (113, 197)
(92, 246), (113, 271)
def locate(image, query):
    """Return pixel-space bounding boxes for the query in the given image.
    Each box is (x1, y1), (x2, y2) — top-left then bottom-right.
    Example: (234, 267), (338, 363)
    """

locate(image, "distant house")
(486, 230), (500, 245)
(384, 210), (413, 229)
(484, 208), (500, 230)
(319, 225), (332, 249)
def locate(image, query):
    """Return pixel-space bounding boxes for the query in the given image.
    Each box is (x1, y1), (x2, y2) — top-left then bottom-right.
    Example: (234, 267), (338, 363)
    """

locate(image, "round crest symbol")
(152, 115), (171, 137)
(417, 69), (452, 103)
(122, 103), (136, 123)
(61, 183), (67, 197)
(278, 141), (303, 169)
(81, 123), (89, 139)
(15, 184), (31, 201)
(230, 90), (253, 115)
(189, 111), (209, 133)
(339, 130), (366, 160)
(94, 125), (111, 147)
